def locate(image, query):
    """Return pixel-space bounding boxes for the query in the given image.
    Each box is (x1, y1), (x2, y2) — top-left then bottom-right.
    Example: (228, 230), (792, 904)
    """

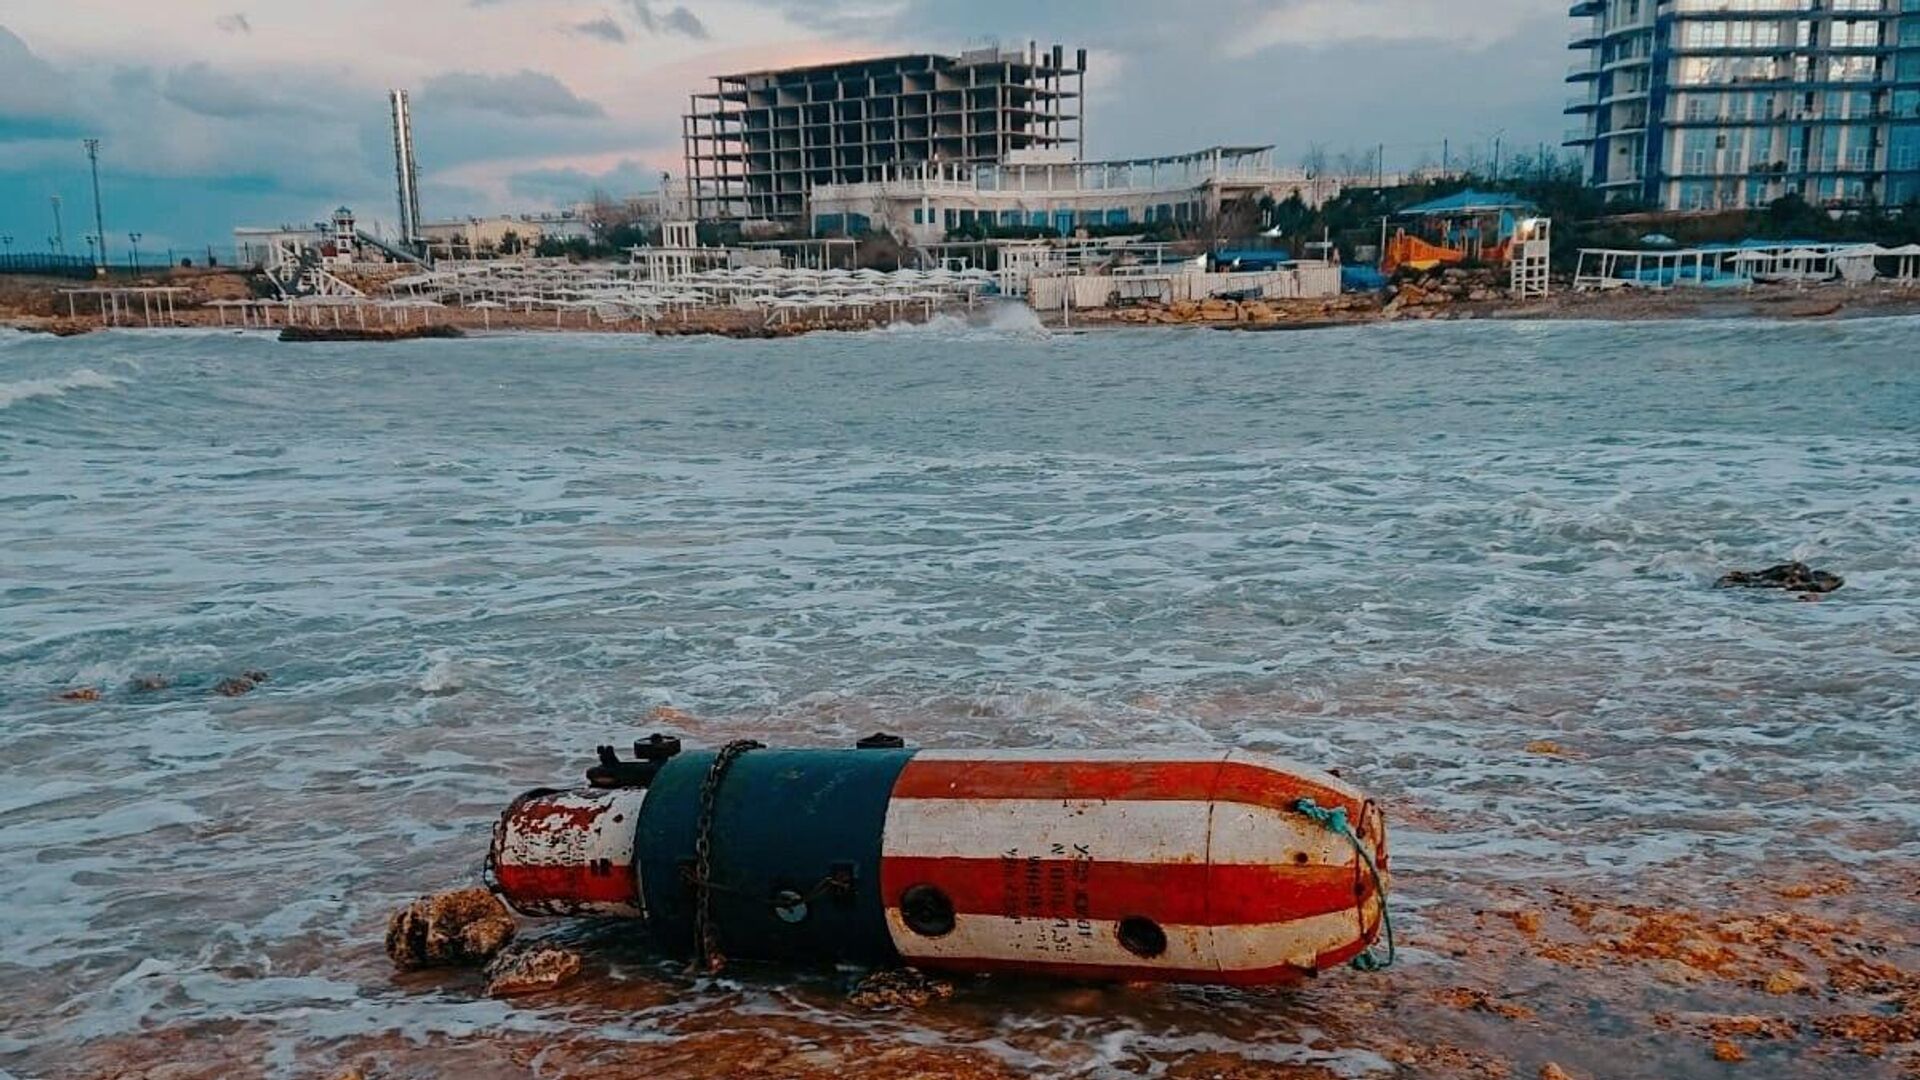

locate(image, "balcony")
(1569, 0), (1602, 13)
(1564, 127), (1596, 145)
(1567, 61), (1599, 81)
(1566, 96), (1600, 113)
(1570, 29), (1602, 49)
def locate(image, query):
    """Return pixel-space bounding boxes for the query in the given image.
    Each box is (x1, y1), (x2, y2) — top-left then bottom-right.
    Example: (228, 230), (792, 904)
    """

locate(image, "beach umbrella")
(468, 299), (504, 328)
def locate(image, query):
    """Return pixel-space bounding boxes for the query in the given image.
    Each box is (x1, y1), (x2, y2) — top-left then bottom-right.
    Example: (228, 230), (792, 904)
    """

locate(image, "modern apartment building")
(683, 46), (1086, 222)
(1565, 0), (1920, 210)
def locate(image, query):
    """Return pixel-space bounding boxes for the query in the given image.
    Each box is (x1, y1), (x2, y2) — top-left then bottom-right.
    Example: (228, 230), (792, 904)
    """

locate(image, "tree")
(583, 188), (627, 237)
(1300, 143), (1328, 179)
(1335, 147), (1378, 180)
(1265, 192), (1314, 240)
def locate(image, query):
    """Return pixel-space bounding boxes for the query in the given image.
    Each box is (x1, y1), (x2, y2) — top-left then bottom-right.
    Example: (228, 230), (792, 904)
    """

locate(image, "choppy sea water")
(1, 313), (1917, 1078)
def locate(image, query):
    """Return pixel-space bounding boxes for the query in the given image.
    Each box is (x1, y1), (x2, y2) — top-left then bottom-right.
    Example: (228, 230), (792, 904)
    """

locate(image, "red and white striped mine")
(878, 749), (1388, 985)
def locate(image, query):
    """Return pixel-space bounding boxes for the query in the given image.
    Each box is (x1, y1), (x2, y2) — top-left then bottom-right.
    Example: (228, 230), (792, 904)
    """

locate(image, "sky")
(0, 0), (1570, 259)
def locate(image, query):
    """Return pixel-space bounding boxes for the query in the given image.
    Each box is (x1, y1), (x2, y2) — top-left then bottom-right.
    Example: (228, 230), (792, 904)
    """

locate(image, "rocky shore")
(1063, 267), (1920, 330)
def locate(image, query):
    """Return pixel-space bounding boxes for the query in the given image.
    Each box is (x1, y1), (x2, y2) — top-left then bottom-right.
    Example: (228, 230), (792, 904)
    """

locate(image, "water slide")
(355, 231), (430, 267)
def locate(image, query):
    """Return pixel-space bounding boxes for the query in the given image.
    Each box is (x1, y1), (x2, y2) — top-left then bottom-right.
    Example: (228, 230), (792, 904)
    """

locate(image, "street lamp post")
(129, 232), (142, 275)
(50, 195), (65, 253)
(1, 234), (12, 270)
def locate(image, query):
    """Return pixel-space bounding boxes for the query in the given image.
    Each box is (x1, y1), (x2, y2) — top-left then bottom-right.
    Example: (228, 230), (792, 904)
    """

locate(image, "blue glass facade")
(1566, 0), (1920, 209)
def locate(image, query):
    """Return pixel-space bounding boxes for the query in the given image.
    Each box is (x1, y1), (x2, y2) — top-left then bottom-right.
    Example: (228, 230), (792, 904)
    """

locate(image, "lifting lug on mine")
(587, 733), (681, 789)
(634, 732), (683, 761)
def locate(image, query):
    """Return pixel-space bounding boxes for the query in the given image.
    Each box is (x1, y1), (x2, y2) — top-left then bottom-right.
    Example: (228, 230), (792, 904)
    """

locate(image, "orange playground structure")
(1381, 189), (1534, 274)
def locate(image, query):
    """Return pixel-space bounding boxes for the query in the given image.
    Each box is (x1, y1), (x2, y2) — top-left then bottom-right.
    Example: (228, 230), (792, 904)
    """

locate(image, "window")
(1830, 21), (1878, 47)
(1890, 127), (1920, 170)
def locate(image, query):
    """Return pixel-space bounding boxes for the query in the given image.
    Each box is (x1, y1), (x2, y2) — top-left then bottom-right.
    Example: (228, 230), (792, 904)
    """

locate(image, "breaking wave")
(0, 367), (125, 409)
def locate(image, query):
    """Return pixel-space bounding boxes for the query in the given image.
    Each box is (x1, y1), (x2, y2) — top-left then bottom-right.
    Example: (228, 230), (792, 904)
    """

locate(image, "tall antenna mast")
(84, 138), (107, 274)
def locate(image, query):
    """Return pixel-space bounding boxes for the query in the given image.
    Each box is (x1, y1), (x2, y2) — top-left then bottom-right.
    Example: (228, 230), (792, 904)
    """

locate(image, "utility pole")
(50, 195), (65, 253)
(1443, 138), (1450, 176)
(1493, 135), (1503, 180)
(1377, 142), (1385, 186)
(84, 138), (108, 276)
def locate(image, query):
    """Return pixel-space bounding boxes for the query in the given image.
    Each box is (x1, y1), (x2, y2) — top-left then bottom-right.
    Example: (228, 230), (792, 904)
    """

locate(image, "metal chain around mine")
(691, 738), (763, 974)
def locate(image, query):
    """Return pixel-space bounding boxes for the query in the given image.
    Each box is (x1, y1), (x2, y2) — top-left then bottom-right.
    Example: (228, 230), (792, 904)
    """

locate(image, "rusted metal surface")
(488, 787), (648, 918)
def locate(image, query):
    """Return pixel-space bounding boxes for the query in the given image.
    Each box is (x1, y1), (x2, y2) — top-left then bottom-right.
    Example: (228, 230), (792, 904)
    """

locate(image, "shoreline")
(1052, 279), (1920, 332)
(8, 273), (1920, 341)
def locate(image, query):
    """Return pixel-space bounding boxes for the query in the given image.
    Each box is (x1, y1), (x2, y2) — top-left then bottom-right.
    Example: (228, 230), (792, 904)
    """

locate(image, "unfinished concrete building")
(684, 45), (1087, 223)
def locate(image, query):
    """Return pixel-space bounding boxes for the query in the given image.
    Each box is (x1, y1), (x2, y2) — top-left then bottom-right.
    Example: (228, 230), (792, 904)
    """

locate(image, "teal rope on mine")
(1293, 796), (1396, 973)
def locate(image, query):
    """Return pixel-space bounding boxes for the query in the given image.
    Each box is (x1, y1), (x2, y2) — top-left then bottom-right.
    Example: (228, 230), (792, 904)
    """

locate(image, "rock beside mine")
(1715, 562), (1842, 594)
(483, 941), (585, 997)
(214, 669), (271, 697)
(385, 887), (516, 970)
(849, 967), (955, 1010)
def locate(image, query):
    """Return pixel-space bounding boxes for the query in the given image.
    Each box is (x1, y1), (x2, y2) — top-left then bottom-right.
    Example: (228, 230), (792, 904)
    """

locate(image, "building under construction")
(683, 45), (1086, 222)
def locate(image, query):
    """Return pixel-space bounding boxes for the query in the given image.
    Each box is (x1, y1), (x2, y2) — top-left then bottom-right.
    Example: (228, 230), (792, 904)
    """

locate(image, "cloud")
(215, 13), (252, 34)
(0, 25), (76, 122)
(570, 15), (628, 43)
(162, 62), (279, 119)
(1, 0), (1572, 255)
(1230, 0), (1545, 53)
(110, 66), (157, 96)
(506, 157), (667, 204)
(418, 69), (606, 119)
(628, 1), (709, 39)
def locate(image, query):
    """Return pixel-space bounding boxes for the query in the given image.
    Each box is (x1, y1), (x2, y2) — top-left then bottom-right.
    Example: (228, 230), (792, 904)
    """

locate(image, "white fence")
(1027, 265), (1340, 311)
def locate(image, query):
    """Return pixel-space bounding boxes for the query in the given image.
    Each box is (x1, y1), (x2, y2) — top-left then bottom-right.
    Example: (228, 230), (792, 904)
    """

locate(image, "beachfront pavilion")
(1570, 240), (1920, 291)
(57, 287), (193, 327)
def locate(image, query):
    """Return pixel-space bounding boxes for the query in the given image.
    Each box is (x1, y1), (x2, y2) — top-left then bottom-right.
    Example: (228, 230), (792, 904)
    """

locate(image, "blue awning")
(1398, 189), (1537, 216)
